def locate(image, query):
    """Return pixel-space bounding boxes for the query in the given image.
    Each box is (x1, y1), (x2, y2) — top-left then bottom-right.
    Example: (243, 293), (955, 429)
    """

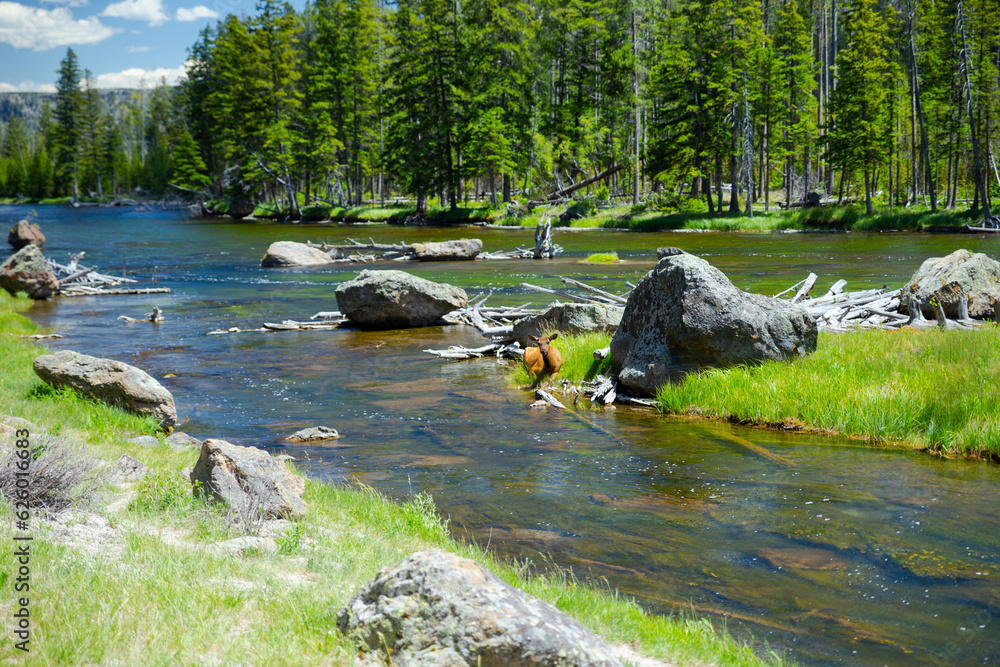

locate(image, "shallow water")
(5, 205), (999, 666)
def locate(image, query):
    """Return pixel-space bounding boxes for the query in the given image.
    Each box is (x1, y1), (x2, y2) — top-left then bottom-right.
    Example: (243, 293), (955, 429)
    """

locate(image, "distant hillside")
(0, 90), (145, 133)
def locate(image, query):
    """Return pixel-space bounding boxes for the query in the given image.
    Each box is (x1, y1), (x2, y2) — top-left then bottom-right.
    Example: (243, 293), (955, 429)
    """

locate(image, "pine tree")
(54, 48), (83, 197)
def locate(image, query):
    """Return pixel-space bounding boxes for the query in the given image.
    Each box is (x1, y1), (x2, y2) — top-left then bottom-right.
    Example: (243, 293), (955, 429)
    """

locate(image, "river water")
(5, 205), (999, 666)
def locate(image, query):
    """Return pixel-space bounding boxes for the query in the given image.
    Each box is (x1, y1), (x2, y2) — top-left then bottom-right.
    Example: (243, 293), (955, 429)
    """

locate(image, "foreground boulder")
(611, 251), (817, 396)
(7, 220), (45, 249)
(33, 350), (177, 428)
(513, 303), (623, 348)
(190, 439), (306, 519)
(260, 241), (335, 267)
(337, 550), (622, 667)
(410, 238), (482, 261)
(335, 269), (467, 328)
(0, 244), (59, 299)
(903, 249), (1000, 319)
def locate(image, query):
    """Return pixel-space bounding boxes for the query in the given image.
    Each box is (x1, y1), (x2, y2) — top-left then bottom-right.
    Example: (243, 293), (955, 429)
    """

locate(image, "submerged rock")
(0, 244), (60, 299)
(610, 251), (817, 396)
(33, 350), (177, 428)
(260, 241), (335, 267)
(513, 303), (623, 348)
(189, 438), (306, 519)
(337, 549), (622, 666)
(903, 249), (1000, 319)
(7, 219), (45, 250)
(410, 238), (483, 261)
(335, 269), (467, 328)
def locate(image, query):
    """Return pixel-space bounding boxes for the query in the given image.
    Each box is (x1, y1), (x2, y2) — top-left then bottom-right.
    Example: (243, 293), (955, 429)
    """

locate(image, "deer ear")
(549, 332), (559, 340)
(528, 335), (538, 342)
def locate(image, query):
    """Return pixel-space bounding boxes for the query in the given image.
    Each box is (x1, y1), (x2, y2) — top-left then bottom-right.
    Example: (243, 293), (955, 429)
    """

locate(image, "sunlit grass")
(658, 328), (1000, 459)
(0, 291), (780, 666)
(581, 252), (620, 264)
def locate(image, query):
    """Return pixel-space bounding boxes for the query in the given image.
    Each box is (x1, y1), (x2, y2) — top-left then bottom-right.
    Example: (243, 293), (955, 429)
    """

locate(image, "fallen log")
(60, 287), (171, 296)
(559, 277), (629, 305)
(534, 388), (566, 409)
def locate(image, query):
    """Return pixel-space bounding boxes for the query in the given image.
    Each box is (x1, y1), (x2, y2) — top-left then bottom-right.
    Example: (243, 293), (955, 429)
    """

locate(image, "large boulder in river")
(190, 438), (306, 519)
(513, 303), (623, 348)
(33, 350), (177, 428)
(337, 549), (622, 667)
(610, 251), (817, 396)
(261, 241), (335, 267)
(0, 245), (59, 299)
(903, 249), (1000, 319)
(335, 269), (467, 328)
(410, 238), (482, 261)
(7, 220), (45, 250)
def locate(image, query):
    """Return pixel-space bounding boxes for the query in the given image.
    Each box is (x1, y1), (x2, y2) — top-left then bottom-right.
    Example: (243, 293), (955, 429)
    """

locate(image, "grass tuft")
(581, 252), (620, 264)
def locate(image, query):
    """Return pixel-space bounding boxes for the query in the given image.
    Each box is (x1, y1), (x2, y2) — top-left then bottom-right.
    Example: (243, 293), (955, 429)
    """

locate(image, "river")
(5, 204), (999, 666)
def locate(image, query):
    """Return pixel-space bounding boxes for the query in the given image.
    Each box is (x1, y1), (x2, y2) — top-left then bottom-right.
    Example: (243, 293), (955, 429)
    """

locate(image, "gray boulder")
(337, 550), (622, 667)
(411, 239), (483, 261)
(260, 241), (335, 267)
(610, 252), (817, 396)
(166, 431), (203, 450)
(0, 244), (59, 299)
(189, 438), (306, 519)
(903, 249), (1000, 319)
(285, 426), (340, 442)
(7, 220), (45, 250)
(33, 350), (177, 428)
(335, 269), (467, 328)
(513, 303), (623, 348)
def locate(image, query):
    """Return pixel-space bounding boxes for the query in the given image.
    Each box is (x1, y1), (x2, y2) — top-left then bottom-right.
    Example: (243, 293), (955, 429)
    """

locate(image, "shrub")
(0, 435), (106, 513)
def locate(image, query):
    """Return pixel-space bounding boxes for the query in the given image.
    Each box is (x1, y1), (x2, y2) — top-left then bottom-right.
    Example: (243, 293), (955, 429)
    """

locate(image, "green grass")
(657, 328), (1000, 459)
(0, 292), (780, 667)
(582, 252), (620, 264)
(510, 332), (613, 387)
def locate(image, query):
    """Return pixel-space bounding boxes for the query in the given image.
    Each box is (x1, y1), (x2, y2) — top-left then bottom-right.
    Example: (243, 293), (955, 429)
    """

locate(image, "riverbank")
(512, 329), (1000, 461)
(0, 292), (779, 666)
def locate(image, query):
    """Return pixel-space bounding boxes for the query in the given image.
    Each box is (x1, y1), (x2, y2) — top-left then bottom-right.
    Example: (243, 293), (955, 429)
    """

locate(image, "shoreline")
(0, 291), (779, 666)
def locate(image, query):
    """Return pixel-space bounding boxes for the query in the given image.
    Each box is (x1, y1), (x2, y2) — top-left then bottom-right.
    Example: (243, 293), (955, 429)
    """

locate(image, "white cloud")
(0, 2), (117, 50)
(175, 5), (216, 21)
(93, 61), (191, 88)
(101, 0), (166, 26)
(127, 44), (150, 52)
(40, 0), (89, 7)
(0, 80), (58, 92)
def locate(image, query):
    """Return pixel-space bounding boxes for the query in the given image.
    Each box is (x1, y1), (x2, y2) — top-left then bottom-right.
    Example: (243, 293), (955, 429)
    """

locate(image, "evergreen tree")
(54, 48), (83, 197)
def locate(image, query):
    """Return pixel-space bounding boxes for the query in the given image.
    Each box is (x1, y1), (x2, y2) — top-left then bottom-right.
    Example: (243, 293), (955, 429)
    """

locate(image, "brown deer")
(524, 333), (563, 386)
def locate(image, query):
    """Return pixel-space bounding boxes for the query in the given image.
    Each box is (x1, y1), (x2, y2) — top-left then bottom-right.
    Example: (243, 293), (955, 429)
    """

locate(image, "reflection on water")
(5, 205), (999, 666)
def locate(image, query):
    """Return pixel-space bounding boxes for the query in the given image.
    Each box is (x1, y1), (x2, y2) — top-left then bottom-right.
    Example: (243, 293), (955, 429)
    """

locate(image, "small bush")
(132, 470), (192, 513)
(581, 252), (619, 264)
(0, 435), (106, 513)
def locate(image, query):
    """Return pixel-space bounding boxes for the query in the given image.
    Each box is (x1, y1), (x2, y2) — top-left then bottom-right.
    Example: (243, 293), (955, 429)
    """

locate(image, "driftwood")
(534, 388), (566, 409)
(560, 277), (628, 305)
(118, 307), (164, 324)
(61, 286), (171, 297)
(530, 165), (624, 205)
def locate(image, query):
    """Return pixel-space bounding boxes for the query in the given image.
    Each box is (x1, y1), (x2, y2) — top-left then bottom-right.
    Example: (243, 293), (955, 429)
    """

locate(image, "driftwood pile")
(207, 311), (347, 335)
(777, 273), (986, 332)
(52, 252), (171, 297)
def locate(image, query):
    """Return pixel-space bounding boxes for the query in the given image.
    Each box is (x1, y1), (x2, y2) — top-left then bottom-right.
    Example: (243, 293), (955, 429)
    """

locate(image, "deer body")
(524, 333), (563, 384)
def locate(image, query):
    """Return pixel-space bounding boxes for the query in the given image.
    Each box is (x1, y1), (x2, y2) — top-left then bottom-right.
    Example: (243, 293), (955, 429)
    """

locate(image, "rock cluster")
(335, 269), (467, 328)
(337, 549), (623, 666)
(903, 249), (1000, 319)
(189, 438), (306, 519)
(33, 350), (177, 428)
(0, 244), (60, 299)
(611, 251), (817, 396)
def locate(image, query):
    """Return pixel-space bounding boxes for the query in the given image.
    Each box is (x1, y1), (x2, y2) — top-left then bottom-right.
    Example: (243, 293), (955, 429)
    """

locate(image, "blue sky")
(0, 0), (303, 91)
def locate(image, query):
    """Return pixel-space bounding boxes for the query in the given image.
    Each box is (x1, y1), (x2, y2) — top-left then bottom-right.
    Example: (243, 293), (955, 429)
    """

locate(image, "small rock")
(410, 239), (483, 261)
(335, 269), (468, 329)
(285, 426), (340, 442)
(0, 244), (60, 299)
(130, 435), (160, 447)
(108, 454), (147, 484)
(7, 219), (45, 250)
(33, 350), (177, 429)
(165, 431), (202, 450)
(190, 439), (307, 519)
(260, 241), (335, 267)
(207, 536), (278, 557)
(338, 549), (623, 666)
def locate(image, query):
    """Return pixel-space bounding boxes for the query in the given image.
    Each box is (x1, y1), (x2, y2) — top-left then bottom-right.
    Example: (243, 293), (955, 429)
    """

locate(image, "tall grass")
(658, 328), (1000, 459)
(0, 292), (779, 666)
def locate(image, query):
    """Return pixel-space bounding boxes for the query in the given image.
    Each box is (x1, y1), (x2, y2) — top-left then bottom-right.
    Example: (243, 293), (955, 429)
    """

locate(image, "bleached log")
(823, 279), (848, 298)
(559, 277), (628, 305)
(60, 287), (170, 296)
(534, 388), (566, 409)
(480, 325), (513, 337)
(310, 311), (342, 320)
(520, 282), (594, 304)
(791, 273), (819, 304)
(614, 394), (658, 407)
(773, 277), (807, 299)
(593, 346), (610, 361)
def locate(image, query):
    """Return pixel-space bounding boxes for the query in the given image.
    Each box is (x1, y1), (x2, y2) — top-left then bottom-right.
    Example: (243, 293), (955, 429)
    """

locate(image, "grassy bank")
(509, 329), (1000, 460)
(0, 292), (777, 666)
(658, 328), (1000, 459)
